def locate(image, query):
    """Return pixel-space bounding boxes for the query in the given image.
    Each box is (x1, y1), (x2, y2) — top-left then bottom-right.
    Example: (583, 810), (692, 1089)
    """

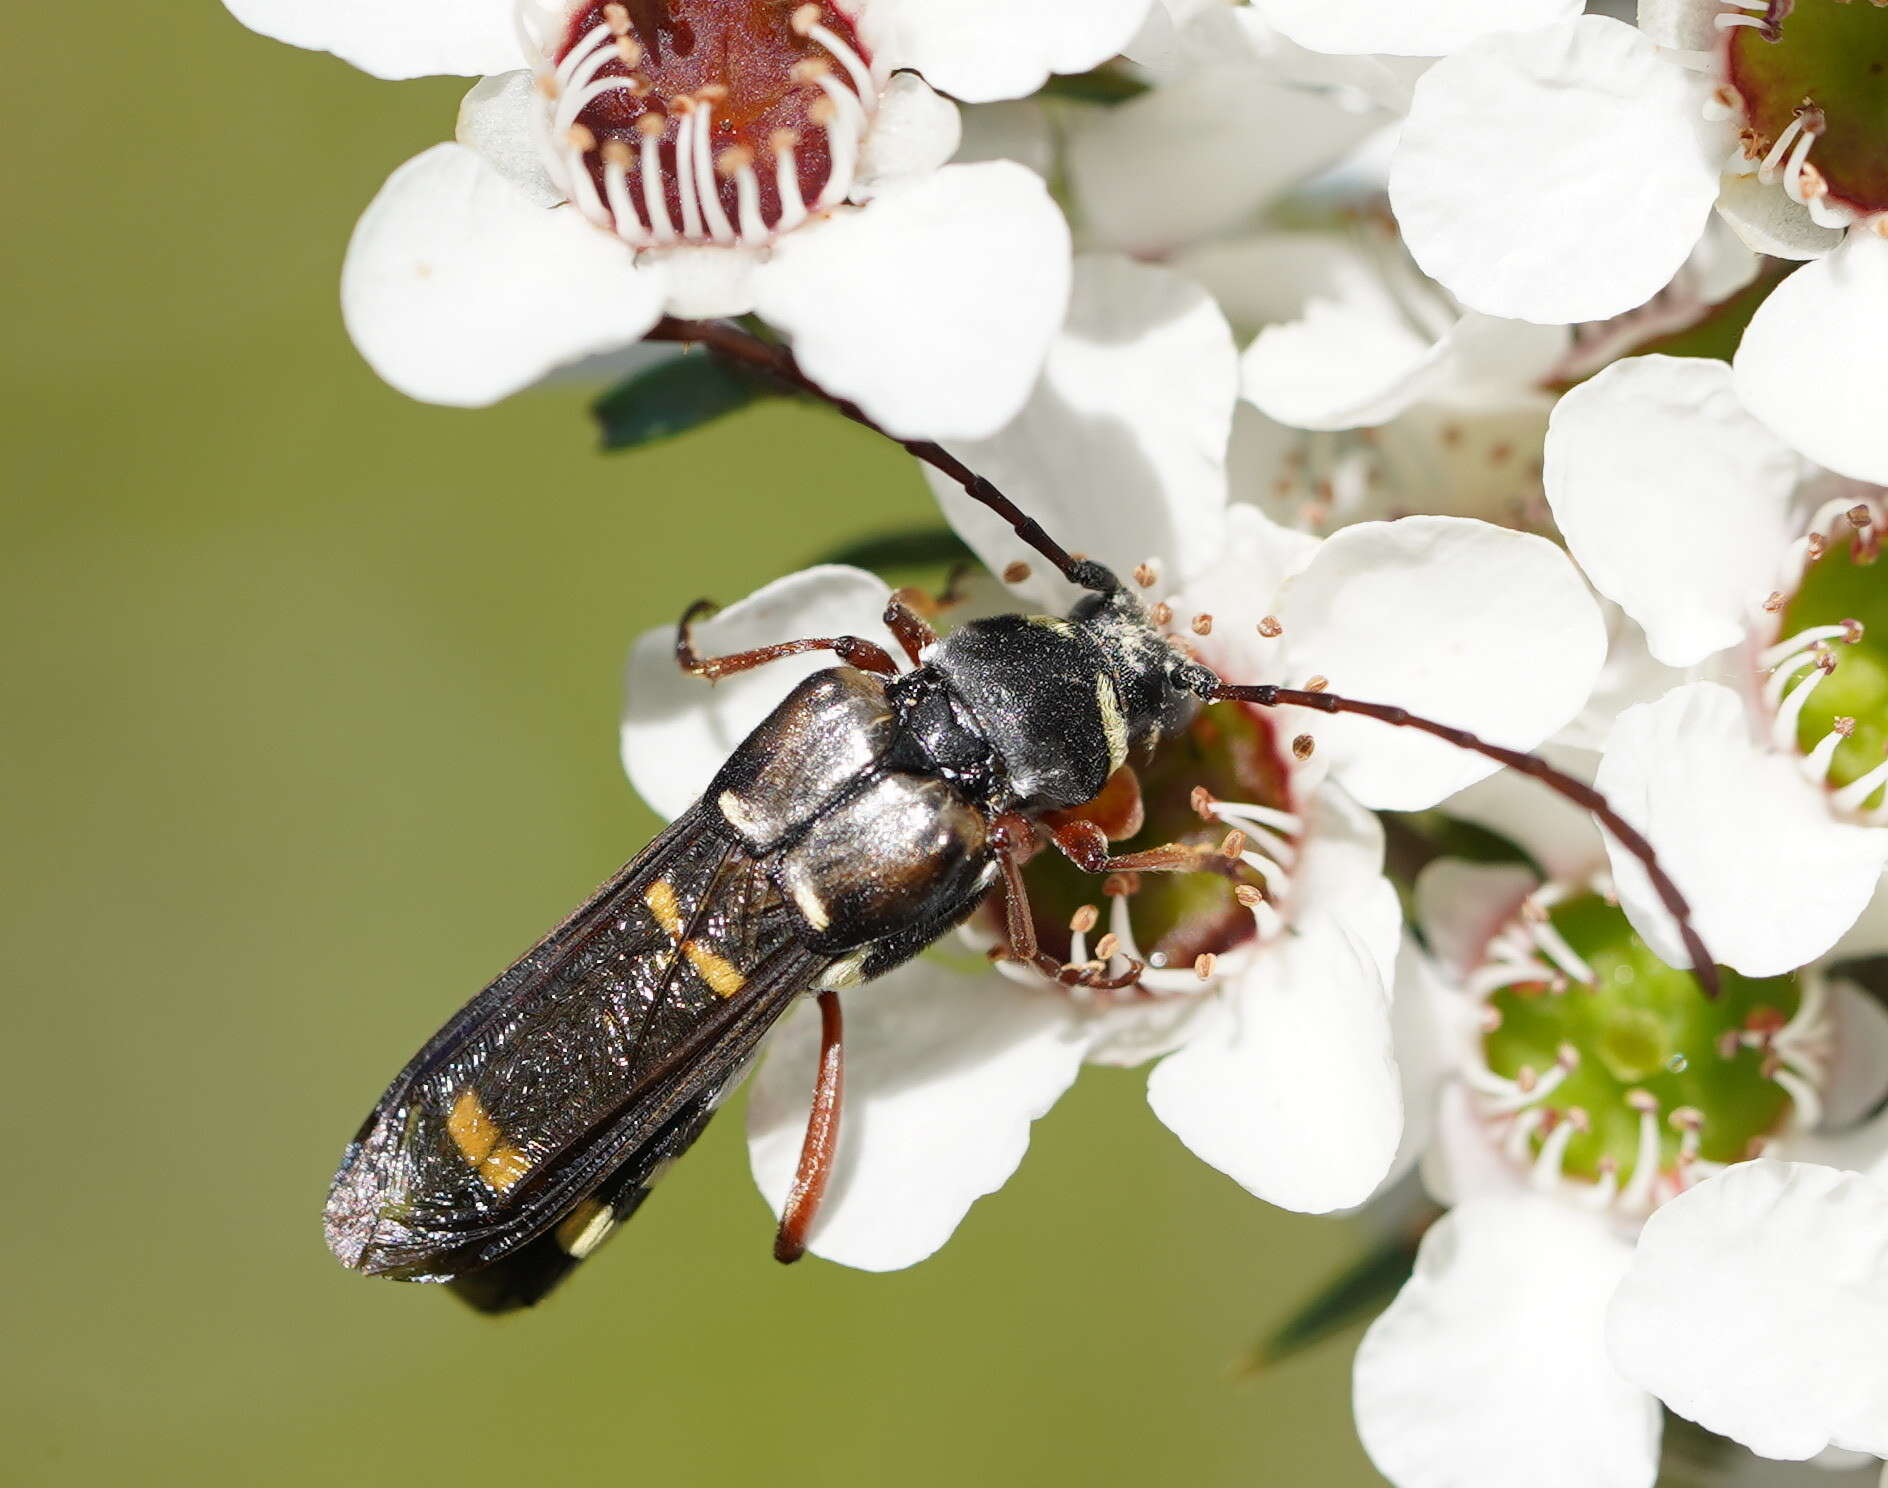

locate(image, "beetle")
(322, 467), (1719, 1313)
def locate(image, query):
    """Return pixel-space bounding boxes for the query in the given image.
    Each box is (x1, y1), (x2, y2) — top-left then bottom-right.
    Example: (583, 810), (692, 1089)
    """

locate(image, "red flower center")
(547, 0), (875, 245)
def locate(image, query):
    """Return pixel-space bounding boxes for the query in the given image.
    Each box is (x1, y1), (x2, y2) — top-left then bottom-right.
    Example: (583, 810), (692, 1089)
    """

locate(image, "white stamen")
(1771, 658), (1832, 750)
(674, 106), (704, 240)
(564, 145), (611, 227)
(1804, 726), (1847, 784)
(814, 79), (863, 207)
(1502, 1106), (1546, 1163)
(1529, 1115), (1578, 1188)
(1582, 1158), (1621, 1211)
(1208, 799), (1303, 837)
(1758, 623), (1854, 671)
(1773, 1066), (1824, 1134)
(1618, 1096), (1662, 1212)
(1465, 958), (1554, 998)
(601, 145), (648, 245)
(1237, 850), (1291, 897)
(1527, 910), (1596, 987)
(1717, 11), (1772, 28)
(733, 163), (767, 244)
(1759, 116), (1807, 185)
(639, 124), (676, 243)
(691, 99), (737, 243)
(772, 133), (808, 234)
(809, 22), (875, 108)
(555, 22), (611, 88)
(1835, 755), (1888, 814)
(1781, 122), (1818, 204)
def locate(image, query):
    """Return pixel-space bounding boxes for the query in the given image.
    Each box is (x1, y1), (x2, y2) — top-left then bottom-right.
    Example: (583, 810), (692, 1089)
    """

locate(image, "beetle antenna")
(644, 317), (1119, 593)
(1204, 679), (1720, 998)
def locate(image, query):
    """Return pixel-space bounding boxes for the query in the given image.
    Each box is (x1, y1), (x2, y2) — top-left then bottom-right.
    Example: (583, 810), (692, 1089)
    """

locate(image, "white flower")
(616, 255), (1606, 1269)
(1355, 753), (1888, 1486)
(1381, 8), (1888, 483)
(219, 0), (1165, 437)
(1544, 353), (1888, 973)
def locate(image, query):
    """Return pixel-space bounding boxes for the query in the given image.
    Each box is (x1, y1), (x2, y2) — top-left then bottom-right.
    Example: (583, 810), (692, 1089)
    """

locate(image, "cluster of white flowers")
(228, 0), (1888, 1482)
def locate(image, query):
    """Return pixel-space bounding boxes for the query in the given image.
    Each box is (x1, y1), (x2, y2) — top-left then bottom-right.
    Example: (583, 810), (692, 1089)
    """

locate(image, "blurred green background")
(0, 4), (1377, 1482)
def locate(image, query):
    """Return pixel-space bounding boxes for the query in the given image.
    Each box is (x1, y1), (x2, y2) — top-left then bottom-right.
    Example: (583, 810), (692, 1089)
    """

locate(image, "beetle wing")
(324, 805), (826, 1283)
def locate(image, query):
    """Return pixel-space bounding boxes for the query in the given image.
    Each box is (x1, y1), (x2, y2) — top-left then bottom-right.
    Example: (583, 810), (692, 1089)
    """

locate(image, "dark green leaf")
(1239, 1225), (1425, 1375)
(809, 527), (976, 578)
(1041, 66), (1151, 105)
(594, 354), (773, 451)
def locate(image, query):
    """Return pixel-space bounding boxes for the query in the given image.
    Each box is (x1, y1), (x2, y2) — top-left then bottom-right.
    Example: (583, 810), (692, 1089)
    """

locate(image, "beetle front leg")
(675, 599), (901, 681)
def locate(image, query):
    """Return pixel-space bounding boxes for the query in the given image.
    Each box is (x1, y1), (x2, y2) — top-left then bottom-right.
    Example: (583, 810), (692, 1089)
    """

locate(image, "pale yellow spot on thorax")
(448, 1087), (532, 1193)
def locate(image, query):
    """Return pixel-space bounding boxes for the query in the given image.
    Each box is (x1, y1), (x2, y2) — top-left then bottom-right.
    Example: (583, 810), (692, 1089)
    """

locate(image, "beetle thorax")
(930, 592), (1199, 812)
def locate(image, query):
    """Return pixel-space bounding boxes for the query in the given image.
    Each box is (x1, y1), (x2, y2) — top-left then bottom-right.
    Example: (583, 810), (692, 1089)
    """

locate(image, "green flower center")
(1776, 513), (1888, 811)
(1479, 888), (1809, 1192)
(1011, 701), (1295, 981)
(1724, 0), (1888, 216)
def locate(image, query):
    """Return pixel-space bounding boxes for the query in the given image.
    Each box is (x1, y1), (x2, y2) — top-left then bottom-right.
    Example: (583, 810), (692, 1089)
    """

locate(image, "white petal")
(1439, 743), (1607, 884)
(859, 0), (1152, 104)
(1240, 297), (1448, 433)
(1544, 356), (1803, 667)
(652, 244), (763, 320)
(457, 71), (561, 208)
(1421, 1080), (1533, 1207)
(755, 161), (1070, 440)
(1390, 18), (1721, 323)
(1253, 0), (1580, 57)
(926, 254), (1236, 610)
(1822, 979), (1888, 1133)
(1065, 66), (1379, 259)
(1146, 909), (1402, 1213)
(619, 566), (896, 821)
(1637, 0), (1723, 52)
(1171, 503), (1321, 682)
(1608, 1161), (1888, 1461)
(1595, 683), (1888, 977)
(341, 144), (666, 407)
(953, 100), (1055, 179)
(221, 0), (519, 78)
(1275, 517), (1607, 811)
(1735, 232), (1888, 486)
(1357, 1197), (1657, 1488)
(853, 73), (961, 197)
(1716, 175), (1846, 262)
(1415, 859), (1539, 978)
(746, 962), (1086, 1270)
(1382, 938), (1469, 1195)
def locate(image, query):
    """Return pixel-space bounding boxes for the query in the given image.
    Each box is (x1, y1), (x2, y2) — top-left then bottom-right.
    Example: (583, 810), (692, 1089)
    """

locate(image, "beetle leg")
(1047, 819), (1231, 878)
(994, 829), (1147, 991)
(882, 593), (939, 667)
(774, 989), (845, 1265)
(674, 599), (900, 680)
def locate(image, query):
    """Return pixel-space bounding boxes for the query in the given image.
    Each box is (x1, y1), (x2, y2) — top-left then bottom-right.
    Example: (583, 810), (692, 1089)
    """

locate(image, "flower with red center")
(614, 256), (1608, 1268)
(220, 0), (1161, 436)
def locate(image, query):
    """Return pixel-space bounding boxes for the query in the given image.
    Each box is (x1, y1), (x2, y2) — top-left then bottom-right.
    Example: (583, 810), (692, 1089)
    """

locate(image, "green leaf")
(1238, 1226), (1425, 1375)
(594, 354), (773, 451)
(809, 527), (976, 578)
(1040, 65), (1151, 105)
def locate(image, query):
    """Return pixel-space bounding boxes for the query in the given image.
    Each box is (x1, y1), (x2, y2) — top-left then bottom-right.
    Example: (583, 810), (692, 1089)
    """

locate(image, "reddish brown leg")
(991, 819), (1146, 992)
(774, 989), (845, 1265)
(1048, 819), (1235, 878)
(883, 594), (939, 667)
(676, 599), (899, 681)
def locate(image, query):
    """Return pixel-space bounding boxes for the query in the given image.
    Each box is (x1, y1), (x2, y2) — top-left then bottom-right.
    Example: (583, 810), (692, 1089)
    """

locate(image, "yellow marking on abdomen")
(555, 1198), (618, 1259)
(644, 879), (746, 996)
(448, 1087), (532, 1193)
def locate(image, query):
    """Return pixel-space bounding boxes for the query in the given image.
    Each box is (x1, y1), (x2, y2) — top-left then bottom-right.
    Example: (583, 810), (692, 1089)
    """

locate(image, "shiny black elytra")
(324, 489), (1718, 1314)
